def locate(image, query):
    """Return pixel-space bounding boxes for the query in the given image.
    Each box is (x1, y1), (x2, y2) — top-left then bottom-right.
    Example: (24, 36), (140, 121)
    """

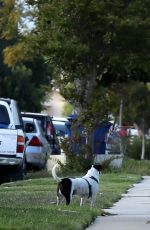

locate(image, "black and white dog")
(51, 164), (102, 206)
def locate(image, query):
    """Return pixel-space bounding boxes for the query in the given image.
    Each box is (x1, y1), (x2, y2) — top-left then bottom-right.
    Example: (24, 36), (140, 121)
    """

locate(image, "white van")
(0, 98), (26, 181)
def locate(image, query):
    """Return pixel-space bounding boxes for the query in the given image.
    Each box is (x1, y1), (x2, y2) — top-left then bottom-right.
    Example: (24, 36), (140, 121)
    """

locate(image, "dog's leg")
(66, 191), (73, 206)
(57, 195), (60, 205)
(57, 184), (64, 205)
(80, 197), (84, 206)
(65, 195), (71, 205)
(90, 195), (96, 207)
(57, 193), (66, 205)
(57, 193), (63, 205)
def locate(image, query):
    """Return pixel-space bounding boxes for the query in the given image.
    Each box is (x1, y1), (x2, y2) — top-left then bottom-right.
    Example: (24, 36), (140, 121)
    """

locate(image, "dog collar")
(90, 176), (99, 184)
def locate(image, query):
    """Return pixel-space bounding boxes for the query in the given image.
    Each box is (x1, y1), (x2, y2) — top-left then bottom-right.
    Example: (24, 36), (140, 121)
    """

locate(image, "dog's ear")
(93, 164), (102, 172)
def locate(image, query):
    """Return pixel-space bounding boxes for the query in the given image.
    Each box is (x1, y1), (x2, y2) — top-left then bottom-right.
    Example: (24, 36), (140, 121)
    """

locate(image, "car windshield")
(0, 105), (10, 128)
(53, 122), (69, 137)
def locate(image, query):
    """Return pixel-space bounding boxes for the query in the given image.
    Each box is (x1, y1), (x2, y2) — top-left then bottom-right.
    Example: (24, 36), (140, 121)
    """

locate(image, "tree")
(0, 0), (52, 111)
(24, 0), (150, 164)
(1, 0), (148, 165)
(1, 61), (51, 111)
(28, 0), (150, 119)
(108, 81), (150, 159)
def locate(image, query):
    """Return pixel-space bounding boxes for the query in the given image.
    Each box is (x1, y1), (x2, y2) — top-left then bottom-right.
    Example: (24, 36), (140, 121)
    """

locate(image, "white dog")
(51, 164), (102, 206)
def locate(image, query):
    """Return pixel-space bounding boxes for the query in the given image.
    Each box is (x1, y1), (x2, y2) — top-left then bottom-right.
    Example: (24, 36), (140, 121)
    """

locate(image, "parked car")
(52, 117), (71, 155)
(21, 112), (61, 155)
(23, 117), (51, 169)
(127, 127), (139, 137)
(52, 117), (70, 138)
(0, 98), (26, 182)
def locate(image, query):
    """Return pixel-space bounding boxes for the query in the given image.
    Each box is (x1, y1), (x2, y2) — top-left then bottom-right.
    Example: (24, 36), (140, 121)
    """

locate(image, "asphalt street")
(86, 176), (150, 230)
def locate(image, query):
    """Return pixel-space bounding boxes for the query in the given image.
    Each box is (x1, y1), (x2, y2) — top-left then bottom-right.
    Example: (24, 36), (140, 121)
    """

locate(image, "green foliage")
(0, 0), (52, 112)
(24, 0), (150, 169)
(29, 0), (150, 124)
(126, 138), (141, 160)
(0, 0), (19, 40)
(122, 158), (150, 175)
(33, 0), (150, 84)
(0, 32), (50, 112)
(1, 0), (150, 170)
(62, 102), (73, 116)
(124, 82), (150, 125)
(0, 59), (51, 111)
(126, 137), (150, 160)
(109, 81), (150, 129)
(60, 136), (94, 173)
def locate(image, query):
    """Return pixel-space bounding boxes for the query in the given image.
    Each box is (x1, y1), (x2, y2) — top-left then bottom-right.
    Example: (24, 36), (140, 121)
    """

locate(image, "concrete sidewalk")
(86, 176), (150, 230)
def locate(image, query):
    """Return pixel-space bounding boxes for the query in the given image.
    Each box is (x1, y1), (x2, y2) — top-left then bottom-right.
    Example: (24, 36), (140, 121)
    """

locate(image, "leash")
(82, 178), (92, 198)
(90, 176), (99, 184)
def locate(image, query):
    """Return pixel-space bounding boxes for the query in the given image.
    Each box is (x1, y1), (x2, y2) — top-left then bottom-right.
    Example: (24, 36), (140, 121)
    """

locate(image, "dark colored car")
(21, 112), (61, 155)
(52, 117), (70, 138)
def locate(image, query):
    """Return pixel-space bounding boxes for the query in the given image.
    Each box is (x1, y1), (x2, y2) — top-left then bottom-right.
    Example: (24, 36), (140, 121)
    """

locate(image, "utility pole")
(119, 99), (123, 127)
(119, 99), (123, 155)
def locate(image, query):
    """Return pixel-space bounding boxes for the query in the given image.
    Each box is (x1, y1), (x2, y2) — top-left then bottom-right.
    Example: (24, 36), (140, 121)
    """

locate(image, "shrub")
(60, 138), (117, 173)
(126, 136), (150, 160)
(122, 158), (150, 175)
(60, 137), (94, 172)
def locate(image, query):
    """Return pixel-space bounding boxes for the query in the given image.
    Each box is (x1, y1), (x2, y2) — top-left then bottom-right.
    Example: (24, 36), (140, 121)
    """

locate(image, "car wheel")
(41, 153), (48, 170)
(11, 158), (27, 181)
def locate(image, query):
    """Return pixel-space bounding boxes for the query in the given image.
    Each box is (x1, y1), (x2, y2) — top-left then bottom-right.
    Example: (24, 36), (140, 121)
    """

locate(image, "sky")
(17, 0), (36, 33)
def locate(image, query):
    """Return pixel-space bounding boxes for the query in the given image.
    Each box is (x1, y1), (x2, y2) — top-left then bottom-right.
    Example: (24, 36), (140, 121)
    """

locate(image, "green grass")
(122, 158), (150, 175)
(0, 164), (141, 230)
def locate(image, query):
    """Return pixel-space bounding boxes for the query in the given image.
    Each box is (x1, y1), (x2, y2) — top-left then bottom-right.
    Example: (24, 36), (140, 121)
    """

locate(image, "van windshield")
(0, 105), (10, 128)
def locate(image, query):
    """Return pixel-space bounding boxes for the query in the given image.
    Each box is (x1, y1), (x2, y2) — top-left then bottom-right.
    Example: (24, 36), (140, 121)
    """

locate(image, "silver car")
(23, 117), (51, 169)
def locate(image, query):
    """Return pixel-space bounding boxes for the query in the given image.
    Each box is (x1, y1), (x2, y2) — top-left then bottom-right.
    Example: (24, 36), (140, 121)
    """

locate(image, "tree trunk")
(119, 99), (124, 155)
(141, 134), (145, 160)
(133, 122), (146, 160)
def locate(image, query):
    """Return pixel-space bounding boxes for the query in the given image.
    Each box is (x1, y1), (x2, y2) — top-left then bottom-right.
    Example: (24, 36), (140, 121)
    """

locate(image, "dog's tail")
(51, 163), (61, 182)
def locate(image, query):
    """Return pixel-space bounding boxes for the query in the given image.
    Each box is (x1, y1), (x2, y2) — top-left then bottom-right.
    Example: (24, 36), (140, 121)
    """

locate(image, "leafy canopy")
(0, 0), (52, 111)
(28, 0), (150, 123)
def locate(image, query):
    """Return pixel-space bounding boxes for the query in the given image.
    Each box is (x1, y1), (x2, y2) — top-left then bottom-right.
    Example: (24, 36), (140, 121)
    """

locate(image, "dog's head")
(93, 164), (102, 173)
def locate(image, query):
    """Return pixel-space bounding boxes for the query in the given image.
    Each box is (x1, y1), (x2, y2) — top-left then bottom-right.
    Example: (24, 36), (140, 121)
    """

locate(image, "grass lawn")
(0, 169), (141, 230)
